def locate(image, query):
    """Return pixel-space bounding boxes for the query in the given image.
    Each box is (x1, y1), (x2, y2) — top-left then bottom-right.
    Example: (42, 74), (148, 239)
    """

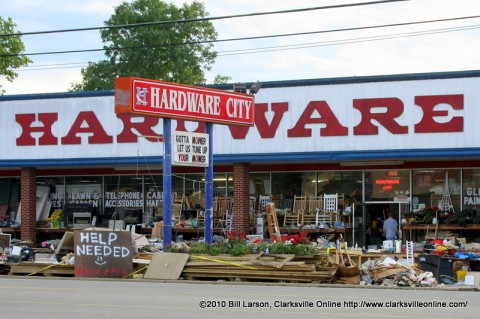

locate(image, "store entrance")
(364, 201), (410, 248)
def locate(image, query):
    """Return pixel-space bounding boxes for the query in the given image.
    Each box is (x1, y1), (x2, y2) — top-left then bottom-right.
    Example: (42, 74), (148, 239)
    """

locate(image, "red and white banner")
(115, 77), (255, 126)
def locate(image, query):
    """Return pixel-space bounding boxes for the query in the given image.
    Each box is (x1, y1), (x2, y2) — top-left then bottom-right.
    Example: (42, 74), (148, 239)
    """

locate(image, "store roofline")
(2, 69), (480, 101)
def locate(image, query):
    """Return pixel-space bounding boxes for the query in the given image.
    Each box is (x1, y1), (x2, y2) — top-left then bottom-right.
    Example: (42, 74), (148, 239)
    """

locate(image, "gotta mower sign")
(114, 77), (254, 126)
(172, 131), (209, 167)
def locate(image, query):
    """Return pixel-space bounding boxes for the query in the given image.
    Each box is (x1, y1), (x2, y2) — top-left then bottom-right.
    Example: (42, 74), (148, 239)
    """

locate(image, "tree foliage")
(0, 17), (32, 94)
(213, 74), (232, 84)
(70, 0), (218, 91)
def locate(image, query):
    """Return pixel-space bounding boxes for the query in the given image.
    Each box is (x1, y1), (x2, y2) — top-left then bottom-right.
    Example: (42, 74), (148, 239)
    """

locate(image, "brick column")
(233, 162), (250, 235)
(20, 167), (37, 244)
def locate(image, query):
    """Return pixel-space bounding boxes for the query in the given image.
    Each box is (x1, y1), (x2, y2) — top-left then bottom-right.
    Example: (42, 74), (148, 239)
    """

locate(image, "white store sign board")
(2, 73), (480, 164)
(172, 131), (209, 167)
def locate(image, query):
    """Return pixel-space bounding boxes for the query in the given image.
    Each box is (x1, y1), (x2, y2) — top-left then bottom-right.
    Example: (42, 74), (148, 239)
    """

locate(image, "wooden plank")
(9, 263), (74, 276)
(250, 254), (295, 268)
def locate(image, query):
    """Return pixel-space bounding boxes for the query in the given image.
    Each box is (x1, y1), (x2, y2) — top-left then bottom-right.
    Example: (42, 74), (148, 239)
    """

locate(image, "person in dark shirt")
(368, 217), (383, 248)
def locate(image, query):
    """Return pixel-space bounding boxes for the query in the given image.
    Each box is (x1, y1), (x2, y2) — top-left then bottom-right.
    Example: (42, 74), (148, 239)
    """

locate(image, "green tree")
(70, 0), (218, 91)
(213, 74), (232, 84)
(0, 17), (32, 95)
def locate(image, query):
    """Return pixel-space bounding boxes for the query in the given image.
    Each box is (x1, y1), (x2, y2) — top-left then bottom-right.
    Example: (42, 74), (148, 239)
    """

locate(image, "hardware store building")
(1, 70), (480, 246)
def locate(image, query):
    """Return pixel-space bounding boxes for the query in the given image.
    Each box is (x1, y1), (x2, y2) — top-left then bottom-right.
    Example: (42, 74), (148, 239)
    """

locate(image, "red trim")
(1, 160), (479, 177)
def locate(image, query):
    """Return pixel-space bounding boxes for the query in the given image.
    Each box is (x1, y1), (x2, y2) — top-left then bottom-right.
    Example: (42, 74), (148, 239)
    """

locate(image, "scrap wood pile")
(140, 252), (338, 283)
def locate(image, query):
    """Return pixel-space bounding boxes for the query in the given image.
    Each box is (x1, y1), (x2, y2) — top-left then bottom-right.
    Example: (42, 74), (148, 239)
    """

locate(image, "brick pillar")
(233, 162), (250, 235)
(20, 167), (37, 245)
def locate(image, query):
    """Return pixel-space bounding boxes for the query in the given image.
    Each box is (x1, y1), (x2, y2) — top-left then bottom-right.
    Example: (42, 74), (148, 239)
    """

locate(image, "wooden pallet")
(9, 262), (74, 276)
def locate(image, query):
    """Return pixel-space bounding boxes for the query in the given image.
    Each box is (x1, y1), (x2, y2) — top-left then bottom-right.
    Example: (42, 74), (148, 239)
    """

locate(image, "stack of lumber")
(8, 262), (74, 276)
(181, 253), (337, 283)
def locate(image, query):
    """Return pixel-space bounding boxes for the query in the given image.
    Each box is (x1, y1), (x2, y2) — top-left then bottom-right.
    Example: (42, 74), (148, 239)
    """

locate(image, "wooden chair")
(213, 196), (233, 230)
(271, 194), (283, 209)
(282, 198), (293, 210)
(171, 193), (185, 223)
(337, 193), (345, 223)
(284, 195), (306, 227)
(303, 195), (323, 226)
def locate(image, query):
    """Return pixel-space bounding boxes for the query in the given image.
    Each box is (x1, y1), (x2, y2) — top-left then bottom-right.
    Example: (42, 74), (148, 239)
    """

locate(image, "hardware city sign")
(114, 77), (255, 126)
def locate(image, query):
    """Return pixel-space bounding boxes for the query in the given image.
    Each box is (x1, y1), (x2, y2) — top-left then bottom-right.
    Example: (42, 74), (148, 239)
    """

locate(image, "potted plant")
(420, 207), (435, 224)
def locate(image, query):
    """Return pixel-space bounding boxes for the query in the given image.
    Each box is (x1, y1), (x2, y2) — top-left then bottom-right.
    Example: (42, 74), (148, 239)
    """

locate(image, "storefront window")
(412, 169), (460, 212)
(36, 176), (65, 217)
(144, 175), (162, 223)
(65, 176), (102, 210)
(184, 174), (204, 196)
(0, 178), (20, 222)
(316, 171), (363, 202)
(172, 174), (184, 196)
(103, 175), (141, 226)
(463, 169), (480, 210)
(213, 174), (232, 196)
(250, 173), (271, 197)
(365, 170), (410, 202)
(271, 172), (315, 209)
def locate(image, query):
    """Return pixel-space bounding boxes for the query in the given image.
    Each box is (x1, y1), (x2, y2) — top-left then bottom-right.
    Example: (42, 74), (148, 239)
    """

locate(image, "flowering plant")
(285, 231), (310, 244)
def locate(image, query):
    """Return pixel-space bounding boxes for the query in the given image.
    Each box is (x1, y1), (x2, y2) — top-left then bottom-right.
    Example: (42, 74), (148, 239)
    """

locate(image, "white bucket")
(395, 240), (402, 253)
(256, 215), (264, 235)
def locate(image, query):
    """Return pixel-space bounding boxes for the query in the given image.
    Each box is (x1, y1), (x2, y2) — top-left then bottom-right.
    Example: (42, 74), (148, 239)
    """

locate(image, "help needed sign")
(74, 230), (133, 278)
(172, 131), (209, 167)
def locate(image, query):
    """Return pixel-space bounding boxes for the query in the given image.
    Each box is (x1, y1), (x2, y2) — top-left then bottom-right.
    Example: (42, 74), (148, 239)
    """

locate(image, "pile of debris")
(360, 256), (438, 287)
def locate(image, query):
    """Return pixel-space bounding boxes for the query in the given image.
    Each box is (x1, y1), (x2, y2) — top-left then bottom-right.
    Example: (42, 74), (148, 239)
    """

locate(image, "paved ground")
(0, 276), (478, 319)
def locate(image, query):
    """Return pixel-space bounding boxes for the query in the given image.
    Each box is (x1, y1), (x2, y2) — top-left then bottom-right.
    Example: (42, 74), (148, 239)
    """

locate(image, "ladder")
(265, 203), (281, 242)
(405, 241), (414, 265)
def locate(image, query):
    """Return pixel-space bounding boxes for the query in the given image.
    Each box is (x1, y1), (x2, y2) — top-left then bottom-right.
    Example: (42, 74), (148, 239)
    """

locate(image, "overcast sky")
(2, 0), (480, 95)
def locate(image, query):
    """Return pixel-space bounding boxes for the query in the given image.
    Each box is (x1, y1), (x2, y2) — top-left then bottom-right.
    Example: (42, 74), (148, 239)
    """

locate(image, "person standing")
(368, 216), (383, 248)
(382, 212), (399, 247)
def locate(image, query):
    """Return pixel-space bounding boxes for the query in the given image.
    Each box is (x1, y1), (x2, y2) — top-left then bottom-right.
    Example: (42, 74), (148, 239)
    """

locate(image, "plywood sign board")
(74, 229), (133, 278)
(144, 252), (190, 280)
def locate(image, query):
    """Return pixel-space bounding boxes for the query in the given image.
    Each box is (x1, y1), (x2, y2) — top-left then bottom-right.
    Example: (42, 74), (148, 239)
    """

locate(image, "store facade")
(1, 70), (480, 246)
